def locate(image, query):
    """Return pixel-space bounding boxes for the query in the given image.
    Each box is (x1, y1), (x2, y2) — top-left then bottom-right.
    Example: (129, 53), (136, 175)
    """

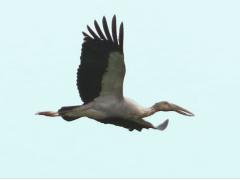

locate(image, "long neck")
(141, 106), (158, 118)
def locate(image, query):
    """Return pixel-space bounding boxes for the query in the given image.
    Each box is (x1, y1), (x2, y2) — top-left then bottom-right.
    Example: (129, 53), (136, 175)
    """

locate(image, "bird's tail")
(58, 105), (82, 121)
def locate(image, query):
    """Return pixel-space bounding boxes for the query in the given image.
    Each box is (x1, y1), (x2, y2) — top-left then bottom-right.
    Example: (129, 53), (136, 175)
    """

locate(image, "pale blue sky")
(0, 0), (240, 178)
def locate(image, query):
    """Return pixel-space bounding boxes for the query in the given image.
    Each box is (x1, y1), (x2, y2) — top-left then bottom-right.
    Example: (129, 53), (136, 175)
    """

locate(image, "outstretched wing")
(95, 118), (169, 131)
(77, 15), (125, 104)
(95, 118), (154, 131)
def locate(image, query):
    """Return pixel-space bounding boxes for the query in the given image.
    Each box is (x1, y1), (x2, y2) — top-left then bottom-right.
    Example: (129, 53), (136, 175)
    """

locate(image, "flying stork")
(36, 15), (194, 131)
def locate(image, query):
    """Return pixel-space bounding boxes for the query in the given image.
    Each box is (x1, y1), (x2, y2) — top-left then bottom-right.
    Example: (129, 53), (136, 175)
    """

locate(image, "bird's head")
(152, 101), (194, 116)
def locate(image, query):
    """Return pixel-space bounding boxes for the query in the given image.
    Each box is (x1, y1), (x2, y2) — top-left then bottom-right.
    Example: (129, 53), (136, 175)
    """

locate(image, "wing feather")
(96, 117), (154, 131)
(77, 16), (125, 104)
(112, 15), (118, 45)
(102, 16), (113, 42)
(119, 22), (124, 51)
(82, 31), (92, 39)
(87, 25), (100, 40)
(94, 20), (106, 40)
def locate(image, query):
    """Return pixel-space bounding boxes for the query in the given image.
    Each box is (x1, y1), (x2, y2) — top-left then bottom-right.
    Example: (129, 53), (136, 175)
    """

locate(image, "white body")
(74, 96), (150, 121)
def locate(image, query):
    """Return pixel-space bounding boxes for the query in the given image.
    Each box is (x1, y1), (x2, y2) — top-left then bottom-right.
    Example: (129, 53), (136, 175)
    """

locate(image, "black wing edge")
(82, 15), (124, 52)
(95, 118), (155, 131)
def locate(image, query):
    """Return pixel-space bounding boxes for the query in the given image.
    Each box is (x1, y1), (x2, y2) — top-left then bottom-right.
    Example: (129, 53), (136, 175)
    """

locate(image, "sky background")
(0, 0), (240, 178)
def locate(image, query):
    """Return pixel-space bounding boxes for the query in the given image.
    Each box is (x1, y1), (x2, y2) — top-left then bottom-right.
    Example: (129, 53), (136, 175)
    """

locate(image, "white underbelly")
(88, 96), (146, 120)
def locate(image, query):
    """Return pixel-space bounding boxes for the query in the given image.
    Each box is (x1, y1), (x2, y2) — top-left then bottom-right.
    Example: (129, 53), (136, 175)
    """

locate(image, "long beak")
(171, 104), (194, 116)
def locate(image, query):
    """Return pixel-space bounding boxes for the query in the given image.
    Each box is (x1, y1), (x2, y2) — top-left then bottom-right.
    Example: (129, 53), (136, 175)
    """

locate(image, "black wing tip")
(119, 22), (124, 51)
(94, 20), (98, 27)
(119, 22), (124, 32)
(82, 15), (124, 51)
(111, 15), (118, 45)
(102, 16), (107, 25)
(94, 19), (106, 40)
(82, 31), (88, 36)
(86, 25), (91, 30)
(102, 16), (113, 42)
(87, 25), (101, 40)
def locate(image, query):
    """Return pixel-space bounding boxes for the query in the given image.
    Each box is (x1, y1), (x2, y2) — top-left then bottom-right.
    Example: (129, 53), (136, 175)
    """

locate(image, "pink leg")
(36, 111), (59, 117)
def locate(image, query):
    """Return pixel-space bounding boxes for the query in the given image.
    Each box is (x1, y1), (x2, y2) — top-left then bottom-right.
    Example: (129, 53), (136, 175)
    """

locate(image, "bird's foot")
(36, 111), (59, 117)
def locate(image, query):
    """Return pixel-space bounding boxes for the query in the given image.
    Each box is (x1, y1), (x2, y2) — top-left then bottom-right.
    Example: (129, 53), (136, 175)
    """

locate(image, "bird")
(36, 15), (194, 131)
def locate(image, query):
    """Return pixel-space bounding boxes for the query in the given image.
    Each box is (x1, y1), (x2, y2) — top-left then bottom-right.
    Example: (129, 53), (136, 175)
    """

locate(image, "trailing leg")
(36, 105), (84, 121)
